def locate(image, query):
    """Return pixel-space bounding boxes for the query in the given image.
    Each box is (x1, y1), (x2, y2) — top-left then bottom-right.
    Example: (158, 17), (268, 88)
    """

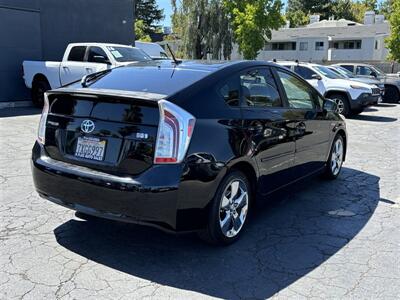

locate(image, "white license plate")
(75, 137), (106, 161)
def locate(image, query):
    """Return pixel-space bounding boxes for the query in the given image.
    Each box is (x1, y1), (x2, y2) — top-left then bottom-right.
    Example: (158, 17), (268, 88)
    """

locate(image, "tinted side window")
(219, 76), (241, 107)
(340, 65), (354, 72)
(240, 68), (281, 107)
(88, 47), (108, 62)
(294, 66), (316, 80)
(356, 66), (373, 76)
(68, 46), (87, 62)
(277, 70), (317, 110)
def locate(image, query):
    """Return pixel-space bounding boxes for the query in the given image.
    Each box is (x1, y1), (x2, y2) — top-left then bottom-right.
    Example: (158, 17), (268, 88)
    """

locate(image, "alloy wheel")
(331, 138), (344, 176)
(219, 179), (249, 238)
(335, 98), (345, 114)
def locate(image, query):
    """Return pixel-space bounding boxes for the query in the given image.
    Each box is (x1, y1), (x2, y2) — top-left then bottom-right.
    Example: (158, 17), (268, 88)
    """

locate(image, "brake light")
(154, 100), (196, 164)
(37, 93), (49, 144)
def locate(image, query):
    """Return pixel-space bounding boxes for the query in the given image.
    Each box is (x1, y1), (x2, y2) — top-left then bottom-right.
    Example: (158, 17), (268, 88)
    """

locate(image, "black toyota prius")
(31, 60), (347, 245)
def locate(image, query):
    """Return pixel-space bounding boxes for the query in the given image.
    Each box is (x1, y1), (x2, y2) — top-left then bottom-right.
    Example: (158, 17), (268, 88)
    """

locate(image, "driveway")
(0, 105), (399, 299)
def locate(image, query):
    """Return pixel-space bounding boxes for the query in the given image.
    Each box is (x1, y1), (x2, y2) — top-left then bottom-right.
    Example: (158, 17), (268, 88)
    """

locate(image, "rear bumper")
(350, 93), (379, 110)
(31, 142), (210, 233)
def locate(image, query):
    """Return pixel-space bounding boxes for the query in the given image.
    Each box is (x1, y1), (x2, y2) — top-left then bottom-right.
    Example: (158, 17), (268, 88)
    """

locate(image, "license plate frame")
(75, 136), (106, 161)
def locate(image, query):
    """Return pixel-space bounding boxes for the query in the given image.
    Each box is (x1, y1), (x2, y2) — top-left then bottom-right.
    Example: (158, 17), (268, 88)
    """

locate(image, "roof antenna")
(166, 44), (182, 65)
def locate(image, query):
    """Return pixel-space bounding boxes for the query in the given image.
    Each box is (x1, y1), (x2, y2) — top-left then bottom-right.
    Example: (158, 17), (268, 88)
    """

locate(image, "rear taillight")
(154, 100), (196, 164)
(37, 93), (49, 144)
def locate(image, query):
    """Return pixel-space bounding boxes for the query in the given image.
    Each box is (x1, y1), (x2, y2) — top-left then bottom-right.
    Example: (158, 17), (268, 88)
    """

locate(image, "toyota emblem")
(81, 120), (95, 133)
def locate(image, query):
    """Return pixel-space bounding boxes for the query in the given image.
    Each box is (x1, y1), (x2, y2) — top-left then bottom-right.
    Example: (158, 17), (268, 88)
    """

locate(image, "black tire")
(383, 85), (400, 103)
(324, 134), (345, 180)
(352, 108), (363, 115)
(198, 170), (251, 246)
(31, 79), (51, 108)
(331, 94), (351, 117)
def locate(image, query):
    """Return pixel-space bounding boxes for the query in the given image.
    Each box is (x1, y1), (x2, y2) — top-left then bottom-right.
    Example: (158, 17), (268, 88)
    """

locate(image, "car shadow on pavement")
(54, 167), (380, 299)
(0, 107), (41, 118)
(376, 103), (398, 107)
(350, 114), (397, 122)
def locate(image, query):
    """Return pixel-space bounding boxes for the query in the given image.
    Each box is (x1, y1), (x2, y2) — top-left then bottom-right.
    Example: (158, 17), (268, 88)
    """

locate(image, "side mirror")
(323, 99), (338, 113)
(370, 71), (377, 78)
(312, 74), (322, 80)
(92, 55), (111, 65)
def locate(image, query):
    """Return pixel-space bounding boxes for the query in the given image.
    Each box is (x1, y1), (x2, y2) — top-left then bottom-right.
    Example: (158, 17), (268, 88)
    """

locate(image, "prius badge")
(81, 120), (95, 134)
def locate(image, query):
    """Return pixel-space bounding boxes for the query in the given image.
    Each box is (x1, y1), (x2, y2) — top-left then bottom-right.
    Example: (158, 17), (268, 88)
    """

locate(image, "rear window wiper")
(81, 69), (112, 88)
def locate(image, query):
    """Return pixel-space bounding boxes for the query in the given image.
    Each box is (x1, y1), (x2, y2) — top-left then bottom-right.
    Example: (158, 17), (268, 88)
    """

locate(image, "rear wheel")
(383, 85), (400, 103)
(198, 170), (251, 246)
(331, 94), (351, 117)
(31, 79), (50, 108)
(324, 135), (344, 179)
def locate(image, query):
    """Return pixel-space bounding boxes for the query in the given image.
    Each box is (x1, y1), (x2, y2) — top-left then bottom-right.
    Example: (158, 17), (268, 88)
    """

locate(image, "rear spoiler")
(46, 88), (166, 101)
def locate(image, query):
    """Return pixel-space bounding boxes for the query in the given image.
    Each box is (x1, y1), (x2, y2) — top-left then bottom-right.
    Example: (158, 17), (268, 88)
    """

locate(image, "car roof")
(276, 61), (320, 67)
(72, 60), (284, 98)
(125, 60), (279, 73)
(68, 42), (138, 49)
(334, 63), (373, 67)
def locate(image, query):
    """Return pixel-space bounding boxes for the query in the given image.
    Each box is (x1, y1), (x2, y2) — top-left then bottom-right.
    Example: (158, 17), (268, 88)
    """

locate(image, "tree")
(285, 10), (308, 28)
(171, 0), (233, 59)
(362, 0), (378, 11)
(379, 0), (393, 18)
(287, 0), (332, 20)
(331, 0), (356, 21)
(386, 0), (400, 61)
(135, 20), (152, 42)
(224, 0), (285, 59)
(135, 0), (164, 35)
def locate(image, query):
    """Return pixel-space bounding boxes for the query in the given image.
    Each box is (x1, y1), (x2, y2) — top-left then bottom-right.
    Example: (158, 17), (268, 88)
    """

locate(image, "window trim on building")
(299, 42), (308, 51)
(315, 41), (324, 51)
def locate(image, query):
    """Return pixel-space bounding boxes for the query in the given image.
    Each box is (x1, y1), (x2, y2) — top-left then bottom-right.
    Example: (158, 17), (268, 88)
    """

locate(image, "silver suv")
(334, 63), (400, 103)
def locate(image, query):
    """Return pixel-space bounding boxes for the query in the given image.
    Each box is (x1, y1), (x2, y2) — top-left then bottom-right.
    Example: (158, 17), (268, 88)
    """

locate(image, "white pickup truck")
(23, 43), (152, 106)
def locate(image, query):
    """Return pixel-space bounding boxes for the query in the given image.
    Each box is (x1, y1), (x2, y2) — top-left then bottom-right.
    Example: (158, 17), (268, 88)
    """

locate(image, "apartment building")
(232, 11), (390, 63)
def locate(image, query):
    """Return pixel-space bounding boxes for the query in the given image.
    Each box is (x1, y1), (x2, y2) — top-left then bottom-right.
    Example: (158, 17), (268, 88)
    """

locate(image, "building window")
(299, 42), (308, 51)
(271, 42), (296, 51)
(330, 40), (362, 50)
(315, 42), (324, 51)
(375, 40), (379, 50)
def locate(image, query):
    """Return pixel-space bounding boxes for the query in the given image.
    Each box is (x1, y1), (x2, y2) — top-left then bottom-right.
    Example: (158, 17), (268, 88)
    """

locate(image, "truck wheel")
(198, 170), (251, 246)
(32, 80), (50, 108)
(331, 94), (351, 117)
(383, 86), (400, 103)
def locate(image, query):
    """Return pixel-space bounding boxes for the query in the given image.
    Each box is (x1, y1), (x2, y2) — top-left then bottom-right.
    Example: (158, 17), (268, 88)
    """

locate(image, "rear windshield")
(87, 65), (211, 95)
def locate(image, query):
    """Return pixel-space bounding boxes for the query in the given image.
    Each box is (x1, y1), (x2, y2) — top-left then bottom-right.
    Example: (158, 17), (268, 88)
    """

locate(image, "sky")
(156, 0), (383, 27)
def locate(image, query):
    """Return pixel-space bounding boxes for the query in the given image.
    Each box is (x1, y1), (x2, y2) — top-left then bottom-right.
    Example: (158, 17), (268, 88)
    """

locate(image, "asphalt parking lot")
(0, 104), (399, 299)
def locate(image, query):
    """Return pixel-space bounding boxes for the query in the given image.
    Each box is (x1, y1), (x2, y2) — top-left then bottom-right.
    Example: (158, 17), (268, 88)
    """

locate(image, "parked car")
(333, 63), (400, 103)
(23, 43), (152, 107)
(278, 61), (380, 116)
(31, 60), (347, 245)
(326, 65), (384, 104)
(135, 41), (169, 60)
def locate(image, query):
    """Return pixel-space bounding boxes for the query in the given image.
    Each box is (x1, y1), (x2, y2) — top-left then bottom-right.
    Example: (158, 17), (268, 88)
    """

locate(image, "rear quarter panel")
(171, 77), (257, 212)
